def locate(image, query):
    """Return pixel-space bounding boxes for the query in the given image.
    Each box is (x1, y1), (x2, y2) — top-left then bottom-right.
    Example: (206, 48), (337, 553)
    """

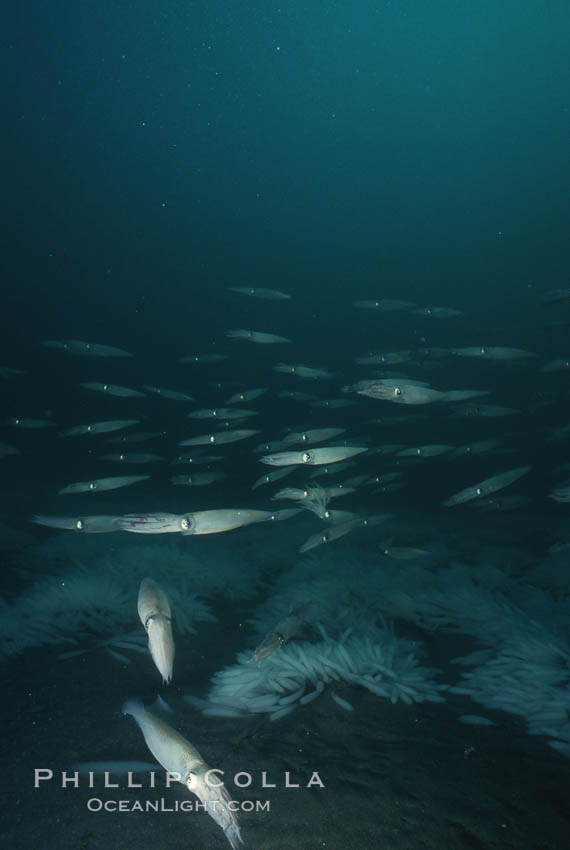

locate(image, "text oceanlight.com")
(86, 798), (270, 813)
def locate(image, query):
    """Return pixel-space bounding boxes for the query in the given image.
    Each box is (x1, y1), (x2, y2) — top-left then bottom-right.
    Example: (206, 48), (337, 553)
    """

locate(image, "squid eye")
(476, 487), (483, 496)
(302, 452), (312, 463)
(394, 387), (402, 396)
(75, 519), (85, 530)
(209, 435), (216, 443)
(181, 516), (194, 531)
(89, 482), (97, 490)
(324, 510), (331, 519)
(480, 347), (486, 355)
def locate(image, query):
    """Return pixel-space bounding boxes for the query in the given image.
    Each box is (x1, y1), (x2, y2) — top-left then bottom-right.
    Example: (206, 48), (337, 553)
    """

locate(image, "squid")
(443, 466), (532, 507)
(252, 602), (312, 664)
(123, 699), (242, 849)
(32, 514), (122, 533)
(43, 339), (133, 357)
(58, 475), (149, 494)
(119, 509), (273, 535)
(226, 329), (291, 343)
(179, 429), (260, 447)
(59, 419), (140, 437)
(260, 446), (367, 466)
(137, 578), (175, 684)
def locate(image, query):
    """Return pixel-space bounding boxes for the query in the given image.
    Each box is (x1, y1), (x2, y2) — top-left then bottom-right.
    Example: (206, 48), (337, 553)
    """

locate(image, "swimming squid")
(58, 475), (150, 494)
(32, 514), (122, 533)
(80, 382), (145, 398)
(443, 465), (532, 507)
(260, 446), (367, 466)
(349, 380), (446, 405)
(43, 339), (134, 357)
(137, 578), (175, 684)
(252, 602), (312, 664)
(123, 699), (242, 849)
(179, 429), (260, 446)
(226, 329), (291, 343)
(59, 419), (140, 437)
(120, 509), (273, 535)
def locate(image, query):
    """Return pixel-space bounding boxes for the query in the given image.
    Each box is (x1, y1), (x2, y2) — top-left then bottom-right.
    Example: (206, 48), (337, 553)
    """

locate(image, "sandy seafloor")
(2, 594), (569, 850)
